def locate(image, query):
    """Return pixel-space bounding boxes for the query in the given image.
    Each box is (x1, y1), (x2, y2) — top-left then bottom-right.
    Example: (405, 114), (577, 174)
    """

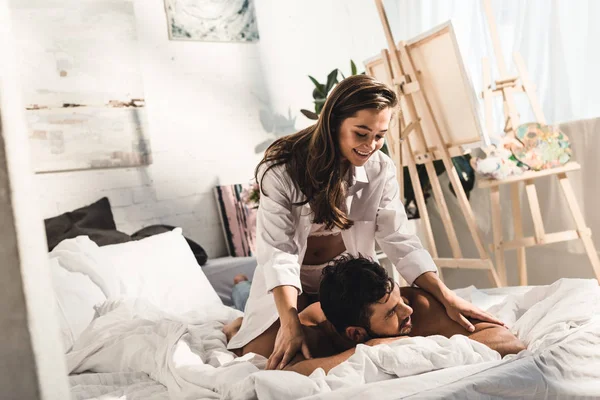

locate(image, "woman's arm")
(257, 164), (304, 294)
(413, 272), (452, 306)
(374, 156), (504, 330)
(267, 285), (312, 370)
(374, 157), (438, 285)
(256, 164), (312, 369)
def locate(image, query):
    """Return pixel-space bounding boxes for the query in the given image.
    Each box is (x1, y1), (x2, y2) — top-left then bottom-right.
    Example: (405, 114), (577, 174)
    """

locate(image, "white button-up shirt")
(227, 150), (437, 350)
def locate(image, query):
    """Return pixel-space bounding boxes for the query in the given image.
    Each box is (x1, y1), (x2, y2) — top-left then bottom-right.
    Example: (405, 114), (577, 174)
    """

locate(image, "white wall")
(255, 0), (388, 127)
(15, 0), (271, 258)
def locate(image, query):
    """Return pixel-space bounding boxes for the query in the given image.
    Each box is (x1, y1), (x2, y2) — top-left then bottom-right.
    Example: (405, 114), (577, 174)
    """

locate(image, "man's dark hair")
(319, 255), (394, 333)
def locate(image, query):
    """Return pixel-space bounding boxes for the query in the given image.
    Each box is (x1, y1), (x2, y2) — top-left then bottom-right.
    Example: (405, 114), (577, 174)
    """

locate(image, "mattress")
(202, 256), (258, 306)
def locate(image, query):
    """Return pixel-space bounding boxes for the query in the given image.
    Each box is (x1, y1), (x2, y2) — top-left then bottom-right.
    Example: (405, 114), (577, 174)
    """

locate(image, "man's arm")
(284, 347), (357, 376)
(284, 337), (405, 376)
(468, 322), (526, 357)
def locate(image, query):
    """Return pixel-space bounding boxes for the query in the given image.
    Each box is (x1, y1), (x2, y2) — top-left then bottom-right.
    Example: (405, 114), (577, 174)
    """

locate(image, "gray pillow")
(44, 197), (132, 251)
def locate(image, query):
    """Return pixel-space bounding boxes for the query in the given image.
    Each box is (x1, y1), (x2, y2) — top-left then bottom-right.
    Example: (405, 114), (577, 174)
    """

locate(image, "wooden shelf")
(477, 162), (581, 189)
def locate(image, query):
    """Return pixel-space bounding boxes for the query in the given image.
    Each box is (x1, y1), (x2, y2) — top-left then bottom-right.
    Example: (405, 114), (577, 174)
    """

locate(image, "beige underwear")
(300, 252), (347, 295)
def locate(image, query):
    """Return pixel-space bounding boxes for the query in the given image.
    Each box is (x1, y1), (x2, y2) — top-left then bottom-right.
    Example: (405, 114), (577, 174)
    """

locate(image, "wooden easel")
(479, 0), (600, 285)
(368, 0), (502, 287)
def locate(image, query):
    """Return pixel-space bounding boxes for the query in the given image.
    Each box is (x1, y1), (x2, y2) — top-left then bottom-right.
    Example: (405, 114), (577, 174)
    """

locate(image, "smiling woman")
(226, 74), (504, 372)
(337, 108), (391, 165)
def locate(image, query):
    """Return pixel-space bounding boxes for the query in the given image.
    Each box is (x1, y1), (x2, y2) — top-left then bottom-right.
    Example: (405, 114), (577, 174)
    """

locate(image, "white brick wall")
(20, 0), (268, 258)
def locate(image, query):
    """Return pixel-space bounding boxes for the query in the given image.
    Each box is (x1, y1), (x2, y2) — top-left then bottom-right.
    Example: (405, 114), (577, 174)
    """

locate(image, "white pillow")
(93, 228), (222, 313)
(51, 236), (118, 299)
(48, 257), (106, 353)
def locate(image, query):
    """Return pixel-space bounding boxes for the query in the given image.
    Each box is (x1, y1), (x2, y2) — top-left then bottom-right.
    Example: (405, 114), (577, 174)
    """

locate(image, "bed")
(50, 229), (600, 399)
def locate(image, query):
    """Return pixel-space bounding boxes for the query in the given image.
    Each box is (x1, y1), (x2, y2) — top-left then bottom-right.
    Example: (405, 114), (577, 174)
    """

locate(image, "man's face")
(366, 282), (414, 337)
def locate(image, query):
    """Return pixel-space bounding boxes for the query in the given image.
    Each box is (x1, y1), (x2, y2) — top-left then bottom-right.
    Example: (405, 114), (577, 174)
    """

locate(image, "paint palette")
(510, 123), (572, 171)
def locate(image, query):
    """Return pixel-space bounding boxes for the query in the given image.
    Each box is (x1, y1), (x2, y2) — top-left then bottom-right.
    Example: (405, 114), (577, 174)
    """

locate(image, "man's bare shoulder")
(400, 286), (470, 337)
(299, 302), (327, 326)
(400, 286), (438, 311)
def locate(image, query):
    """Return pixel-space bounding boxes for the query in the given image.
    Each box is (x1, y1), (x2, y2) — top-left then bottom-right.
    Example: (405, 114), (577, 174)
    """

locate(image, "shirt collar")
(351, 165), (369, 186)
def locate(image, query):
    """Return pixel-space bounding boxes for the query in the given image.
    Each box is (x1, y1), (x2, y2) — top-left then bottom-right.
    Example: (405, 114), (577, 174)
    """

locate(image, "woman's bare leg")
(223, 318), (281, 359)
(223, 317), (243, 342)
(240, 320), (280, 358)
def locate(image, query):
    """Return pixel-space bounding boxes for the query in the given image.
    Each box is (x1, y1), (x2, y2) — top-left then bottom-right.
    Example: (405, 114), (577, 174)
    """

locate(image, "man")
(223, 255), (525, 376)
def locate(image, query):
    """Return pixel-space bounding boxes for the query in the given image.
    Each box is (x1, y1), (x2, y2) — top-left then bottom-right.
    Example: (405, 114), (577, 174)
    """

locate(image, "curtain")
(384, 0), (600, 136)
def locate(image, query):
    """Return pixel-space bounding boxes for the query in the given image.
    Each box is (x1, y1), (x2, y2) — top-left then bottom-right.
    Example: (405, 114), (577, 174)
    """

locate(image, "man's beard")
(364, 320), (413, 340)
(364, 326), (408, 340)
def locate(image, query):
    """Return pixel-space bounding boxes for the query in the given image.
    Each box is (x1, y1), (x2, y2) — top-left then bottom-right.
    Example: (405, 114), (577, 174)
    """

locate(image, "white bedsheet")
(69, 372), (168, 400)
(68, 278), (600, 399)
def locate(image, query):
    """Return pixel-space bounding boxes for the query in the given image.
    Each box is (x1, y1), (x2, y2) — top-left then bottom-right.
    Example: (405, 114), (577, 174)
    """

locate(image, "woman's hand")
(443, 292), (505, 332)
(267, 316), (312, 370)
(268, 285), (312, 370)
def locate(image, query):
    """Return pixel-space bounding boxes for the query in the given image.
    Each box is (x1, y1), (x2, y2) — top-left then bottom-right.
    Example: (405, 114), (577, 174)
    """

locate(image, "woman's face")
(337, 108), (391, 166)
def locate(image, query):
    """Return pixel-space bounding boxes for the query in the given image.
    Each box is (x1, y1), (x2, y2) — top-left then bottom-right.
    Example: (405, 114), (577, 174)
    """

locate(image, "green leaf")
(300, 109), (319, 120)
(315, 102), (325, 114)
(339, 70), (346, 80)
(309, 75), (325, 96)
(313, 87), (325, 100)
(313, 98), (326, 114)
(325, 69), (339, 92)
(351, 60), (357, 75)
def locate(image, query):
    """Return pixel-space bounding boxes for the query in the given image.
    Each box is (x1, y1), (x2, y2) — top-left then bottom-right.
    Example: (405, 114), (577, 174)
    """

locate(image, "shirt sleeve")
(375, 159), (438, 285)
(255, 163), (303, 294)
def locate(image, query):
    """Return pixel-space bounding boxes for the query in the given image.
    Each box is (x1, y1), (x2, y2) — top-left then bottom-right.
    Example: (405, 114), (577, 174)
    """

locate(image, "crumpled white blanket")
(303, 278), (600, 400)
(68, 278), (600, 400)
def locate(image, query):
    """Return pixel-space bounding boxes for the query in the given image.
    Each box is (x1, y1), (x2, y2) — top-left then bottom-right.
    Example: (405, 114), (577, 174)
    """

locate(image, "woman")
(227, 74), (503, 370)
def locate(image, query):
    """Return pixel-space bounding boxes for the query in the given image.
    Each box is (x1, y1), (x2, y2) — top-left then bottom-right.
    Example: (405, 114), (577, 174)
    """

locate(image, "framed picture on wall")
(164, 0), (260, 42)
(10, 0), (151, 173)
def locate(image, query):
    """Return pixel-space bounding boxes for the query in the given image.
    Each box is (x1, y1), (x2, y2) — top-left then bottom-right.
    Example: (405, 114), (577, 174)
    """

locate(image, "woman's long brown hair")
(255, 74), (398, 230)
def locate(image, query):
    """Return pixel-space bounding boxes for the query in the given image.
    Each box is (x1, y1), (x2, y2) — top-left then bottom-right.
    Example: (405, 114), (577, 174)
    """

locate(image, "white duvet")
(67, 278), (600, 400)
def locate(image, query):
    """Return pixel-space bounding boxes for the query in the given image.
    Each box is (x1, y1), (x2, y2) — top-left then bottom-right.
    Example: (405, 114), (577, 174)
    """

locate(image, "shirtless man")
(224, 255), (525, 376)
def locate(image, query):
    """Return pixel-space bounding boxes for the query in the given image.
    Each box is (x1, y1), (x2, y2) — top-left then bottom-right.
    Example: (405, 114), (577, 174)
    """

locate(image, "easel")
(368, 0), (502, 287)
(479, 0), (600, 285)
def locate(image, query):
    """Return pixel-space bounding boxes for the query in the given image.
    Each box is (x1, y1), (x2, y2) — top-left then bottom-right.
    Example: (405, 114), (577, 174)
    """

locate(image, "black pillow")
(44, 197), (132, 251)
(131, 224), (208, 266)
